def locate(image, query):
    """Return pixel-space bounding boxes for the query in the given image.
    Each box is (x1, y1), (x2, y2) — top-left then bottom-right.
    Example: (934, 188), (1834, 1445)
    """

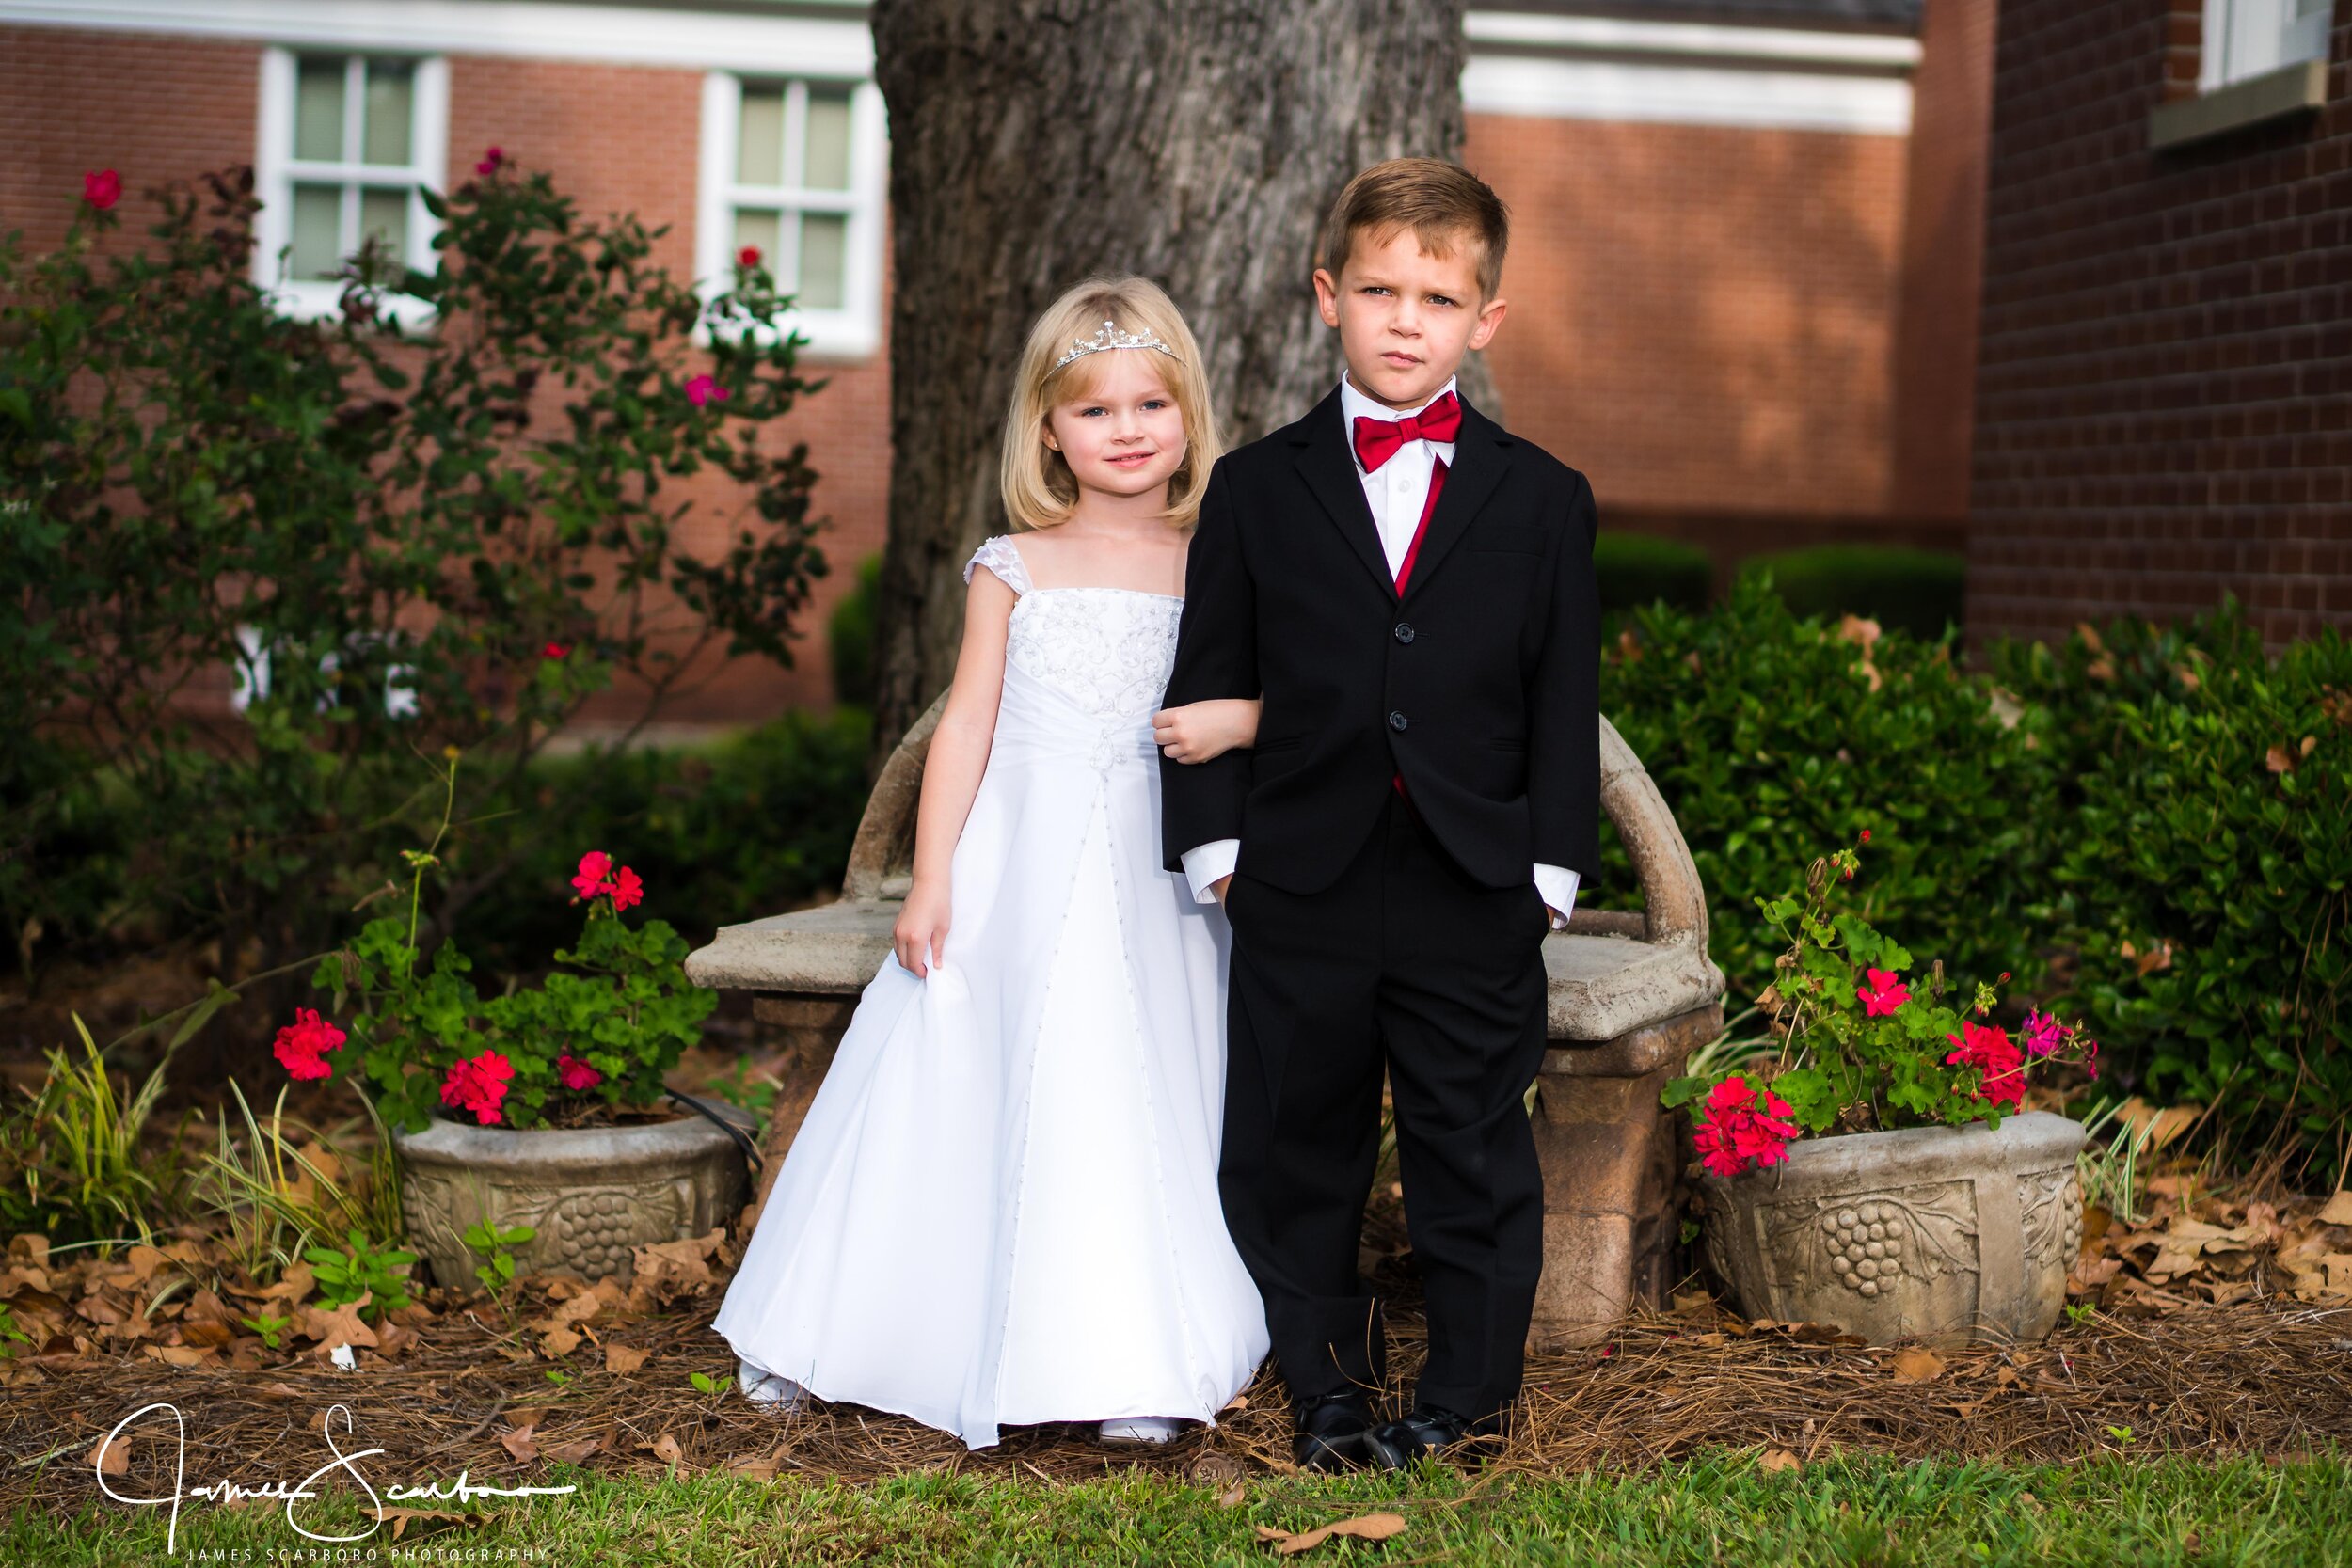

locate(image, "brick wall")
(1968, 0), (2352, 650)
(1466, 111), (1915, 575)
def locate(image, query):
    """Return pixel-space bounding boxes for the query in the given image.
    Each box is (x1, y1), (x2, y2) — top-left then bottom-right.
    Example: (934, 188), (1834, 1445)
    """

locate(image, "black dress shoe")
(1362, 1405), (1499, 1468)
(1291, 1393), (1378, 1472)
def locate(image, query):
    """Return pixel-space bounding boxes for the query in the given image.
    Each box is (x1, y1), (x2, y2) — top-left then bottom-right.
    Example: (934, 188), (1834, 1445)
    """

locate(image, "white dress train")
(711, 535), (1269, 1449)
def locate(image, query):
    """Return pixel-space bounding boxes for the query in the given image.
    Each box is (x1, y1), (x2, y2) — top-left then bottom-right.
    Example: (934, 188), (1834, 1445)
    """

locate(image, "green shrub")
(1738, 545), (1966, 641)
(830, 554), (883, 707)
(1596, 533), (1713, 615)
(455, 707), (872, 974)
(0, 159), (827, 1012)
(1597, 575), (2051, 1013)
(1992, 610), (2350, 1178)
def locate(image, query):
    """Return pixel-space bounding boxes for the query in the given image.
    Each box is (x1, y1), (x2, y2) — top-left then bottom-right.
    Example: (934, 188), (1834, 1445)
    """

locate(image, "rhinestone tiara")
(1052, 318), (1181, 371)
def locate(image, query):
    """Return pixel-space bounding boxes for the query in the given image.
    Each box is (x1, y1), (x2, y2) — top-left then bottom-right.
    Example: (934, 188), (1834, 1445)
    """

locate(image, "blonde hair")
(999, 276), (1222, 531)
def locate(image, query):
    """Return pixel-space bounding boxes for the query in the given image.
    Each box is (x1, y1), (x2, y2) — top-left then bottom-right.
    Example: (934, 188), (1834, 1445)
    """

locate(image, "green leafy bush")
(1597, 575), (2049, 1011)
(829, 554), (883, 707)
(1596, 533), (1713, 615)
(1738, 545), (1966, 641)
(0, 158), (827, 1009)
(1994, 614), (2350, 1176)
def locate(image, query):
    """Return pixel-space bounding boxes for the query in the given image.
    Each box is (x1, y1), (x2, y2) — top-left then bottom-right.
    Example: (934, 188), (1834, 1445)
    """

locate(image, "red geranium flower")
(557, 1053), (603, 1091)
(272, 1007), (346, 1082)
(83, 169), (121, 210)
(1944, 1020), (2025, 1108)
(571, 850), (613, 900)
(1856, 966), (1910, 1018)
(606, 864), (644, 912)
(543, 641), (570, 659)
(737, 245), (762, 268)
(440, 1051), (515, 1125)
(1693, 1074), (1801, 1179)
(684, 374), (729, 407)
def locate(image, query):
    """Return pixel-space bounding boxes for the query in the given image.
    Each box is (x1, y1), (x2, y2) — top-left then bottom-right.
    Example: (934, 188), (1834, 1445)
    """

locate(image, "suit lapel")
(1288, 388), (1396, 602)
(1401, 400), (1514, 606)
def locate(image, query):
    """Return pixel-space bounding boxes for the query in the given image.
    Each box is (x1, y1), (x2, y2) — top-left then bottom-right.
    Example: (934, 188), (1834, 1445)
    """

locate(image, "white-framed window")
(2201, 0), (2332, 91)
(253, 47), (448, 321)
(697, 72), (887, 360)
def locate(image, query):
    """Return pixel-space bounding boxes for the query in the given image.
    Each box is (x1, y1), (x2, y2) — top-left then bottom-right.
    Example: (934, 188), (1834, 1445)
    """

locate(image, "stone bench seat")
(686, 693), (1724, 1350)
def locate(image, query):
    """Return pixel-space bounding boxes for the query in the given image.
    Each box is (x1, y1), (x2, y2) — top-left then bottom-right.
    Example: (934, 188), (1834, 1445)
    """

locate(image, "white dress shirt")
(1179, 374), (1582, 928)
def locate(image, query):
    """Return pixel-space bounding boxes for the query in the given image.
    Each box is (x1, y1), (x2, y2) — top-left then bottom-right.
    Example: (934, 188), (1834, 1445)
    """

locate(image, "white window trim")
(696, 71), (887, 362)
(253, 45), (448, 326)
(2199, 0), (2332, 93)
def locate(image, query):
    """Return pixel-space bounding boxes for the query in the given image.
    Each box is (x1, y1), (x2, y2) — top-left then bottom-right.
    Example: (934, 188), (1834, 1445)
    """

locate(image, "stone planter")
(1701, 1111), (2087, 1345)
(391, 1101), (755, 1288)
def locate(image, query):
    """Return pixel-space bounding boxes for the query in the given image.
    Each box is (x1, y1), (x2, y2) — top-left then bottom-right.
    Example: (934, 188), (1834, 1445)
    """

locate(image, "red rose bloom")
(1944, 1020), (2025, 1108)
(685, 373), (729, 407)
(440, 1051), (515, 1125)
(84, 169), (121, 210)
(272, 1007), (346, 1082)
(737, 245), (761, 268)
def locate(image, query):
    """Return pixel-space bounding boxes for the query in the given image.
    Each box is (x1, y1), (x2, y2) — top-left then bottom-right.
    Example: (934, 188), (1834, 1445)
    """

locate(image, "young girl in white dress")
(712, 276), (1271, 1449)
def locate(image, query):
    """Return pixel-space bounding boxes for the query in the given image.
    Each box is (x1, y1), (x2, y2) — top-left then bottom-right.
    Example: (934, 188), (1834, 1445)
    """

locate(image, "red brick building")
(1967, 0), (2350, 649)
(4, 0), (1996, 722)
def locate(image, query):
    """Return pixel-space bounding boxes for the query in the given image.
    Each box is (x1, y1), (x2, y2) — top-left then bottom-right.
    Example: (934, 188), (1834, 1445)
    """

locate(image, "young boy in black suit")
(1158, 157), (1601, 1470)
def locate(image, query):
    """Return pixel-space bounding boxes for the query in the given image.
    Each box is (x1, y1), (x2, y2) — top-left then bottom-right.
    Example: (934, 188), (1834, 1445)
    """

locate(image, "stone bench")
(685, 694), (1725, 1350)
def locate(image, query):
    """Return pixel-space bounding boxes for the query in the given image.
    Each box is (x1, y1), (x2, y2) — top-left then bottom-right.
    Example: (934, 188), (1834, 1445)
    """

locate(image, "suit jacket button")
(1393, 622), (1415, 644)
(1388, 710), (1408, 732)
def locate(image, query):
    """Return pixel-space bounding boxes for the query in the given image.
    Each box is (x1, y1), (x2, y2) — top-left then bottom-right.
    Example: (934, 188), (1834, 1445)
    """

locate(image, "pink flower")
(273, 1007), (345, 1082)
(685, 374), (729, 407)
(1944, 1020), (2025, 1109)
(2021, 1008), (2067, 1058)
(737, 245), (761, 268)
(571, 850), (613, 900)
(476, 146), (504, 176)
(440, 1051), (515, 1125)
(557, 1053), (603, 1091)
(1856, 967), (1910, 1018)
(543, 641), (570, 659)
(606, 865), (644, 912)
(83, 169), (121, 210)
(1693, 1074), (1801, 1179)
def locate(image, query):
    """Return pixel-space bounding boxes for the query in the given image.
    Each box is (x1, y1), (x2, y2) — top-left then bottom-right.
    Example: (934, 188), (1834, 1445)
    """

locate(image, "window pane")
(738, 86), (785, 187)
(294, 58), (346, 162)
(803, 86), (853, 191)
(290, 183), (344, 280)
(733, 209), (782, 276)
(797, 213), (847, 310)
(362, 60), (413, 166)
(360, 187), (408, 263)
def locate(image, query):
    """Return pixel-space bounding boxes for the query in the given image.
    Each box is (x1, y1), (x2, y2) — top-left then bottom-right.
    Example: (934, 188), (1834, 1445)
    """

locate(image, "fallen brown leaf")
(500, 1425), (538, 1464)
(1256, 1513), (1408, 1556)
(645, 1432), (684, 1465)
(86, 1431), (128, 1477)
(2316, 1190), (2352, 1227)
(1891, 1347), (1946, 1384)
(604, 1342), (649, 1375)
(1759, 1447), (1803, 1474)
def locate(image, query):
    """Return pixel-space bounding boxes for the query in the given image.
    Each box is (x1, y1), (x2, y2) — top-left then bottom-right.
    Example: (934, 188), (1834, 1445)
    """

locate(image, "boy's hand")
(1211, 875), (1233, 907)
(1153, 698), (1262, 765)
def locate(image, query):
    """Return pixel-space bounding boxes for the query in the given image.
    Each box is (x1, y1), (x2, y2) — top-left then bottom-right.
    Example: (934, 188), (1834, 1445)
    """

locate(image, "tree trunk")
(866, 0), (1490, 758)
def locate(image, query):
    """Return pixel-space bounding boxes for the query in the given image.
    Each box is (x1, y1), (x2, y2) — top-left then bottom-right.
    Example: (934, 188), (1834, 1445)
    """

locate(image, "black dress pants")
(1218, 792), (1551, 1421)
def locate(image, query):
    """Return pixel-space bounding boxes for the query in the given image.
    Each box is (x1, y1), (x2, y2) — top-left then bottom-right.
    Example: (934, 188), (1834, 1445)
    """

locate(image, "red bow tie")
(1352, 389), (1462, 473)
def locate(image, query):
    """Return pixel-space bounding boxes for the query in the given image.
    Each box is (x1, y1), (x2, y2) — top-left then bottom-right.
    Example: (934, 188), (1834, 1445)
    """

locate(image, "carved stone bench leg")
(1527, 1001), (1722, 1352)
(745, 992), (857, 1210)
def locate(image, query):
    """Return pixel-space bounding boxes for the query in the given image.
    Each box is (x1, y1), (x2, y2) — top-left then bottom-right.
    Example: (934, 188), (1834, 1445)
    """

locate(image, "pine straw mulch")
(8, 1267), (2352, 1519)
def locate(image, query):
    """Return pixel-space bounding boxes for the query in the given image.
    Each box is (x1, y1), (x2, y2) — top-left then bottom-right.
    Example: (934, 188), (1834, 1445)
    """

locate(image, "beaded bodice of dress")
(966, 535), (1183, 720)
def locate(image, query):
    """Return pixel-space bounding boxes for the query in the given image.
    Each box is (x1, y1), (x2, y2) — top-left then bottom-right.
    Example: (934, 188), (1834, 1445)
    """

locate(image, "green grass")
(8, 1451), (2348, 1566)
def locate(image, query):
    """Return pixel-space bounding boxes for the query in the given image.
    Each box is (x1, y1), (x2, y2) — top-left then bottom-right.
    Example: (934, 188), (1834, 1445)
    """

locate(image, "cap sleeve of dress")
(962, 534), (1031, 596)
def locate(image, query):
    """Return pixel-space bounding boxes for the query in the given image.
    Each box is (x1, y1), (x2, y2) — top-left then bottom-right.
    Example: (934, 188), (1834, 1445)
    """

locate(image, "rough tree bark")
(866, 0), (1493, 757)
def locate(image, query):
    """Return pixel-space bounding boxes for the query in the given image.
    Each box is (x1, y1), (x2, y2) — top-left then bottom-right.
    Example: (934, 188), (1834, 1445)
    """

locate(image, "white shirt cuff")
(1181, 840), (1240, 904)
(1534, 863), (1580, 929)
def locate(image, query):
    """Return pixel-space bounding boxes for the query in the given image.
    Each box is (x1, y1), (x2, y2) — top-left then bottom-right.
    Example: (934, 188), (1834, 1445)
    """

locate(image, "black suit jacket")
(1159, 388), (1602, 895)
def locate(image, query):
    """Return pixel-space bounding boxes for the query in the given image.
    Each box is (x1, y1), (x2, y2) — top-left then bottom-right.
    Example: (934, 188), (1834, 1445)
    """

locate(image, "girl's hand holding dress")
(895, 878), (952, 977)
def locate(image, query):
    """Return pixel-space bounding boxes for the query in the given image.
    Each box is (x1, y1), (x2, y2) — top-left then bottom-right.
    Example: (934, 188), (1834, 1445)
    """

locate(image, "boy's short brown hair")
(1315, 157), (1509, 302)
